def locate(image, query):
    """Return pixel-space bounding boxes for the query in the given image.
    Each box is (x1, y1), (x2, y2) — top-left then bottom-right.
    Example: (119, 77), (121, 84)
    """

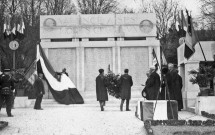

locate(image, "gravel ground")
(0, 106), (146, 135)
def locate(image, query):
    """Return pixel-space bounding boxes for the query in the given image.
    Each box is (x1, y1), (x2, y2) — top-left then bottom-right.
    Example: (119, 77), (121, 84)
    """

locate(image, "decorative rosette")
(104, 71), (121, 99)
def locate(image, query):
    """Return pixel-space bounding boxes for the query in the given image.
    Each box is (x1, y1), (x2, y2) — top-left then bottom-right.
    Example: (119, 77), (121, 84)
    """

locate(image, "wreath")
(104, 71), (121, 99)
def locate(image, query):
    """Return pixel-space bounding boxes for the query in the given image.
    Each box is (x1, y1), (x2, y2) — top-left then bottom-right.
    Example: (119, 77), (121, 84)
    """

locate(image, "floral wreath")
(104, 71), (121, 99)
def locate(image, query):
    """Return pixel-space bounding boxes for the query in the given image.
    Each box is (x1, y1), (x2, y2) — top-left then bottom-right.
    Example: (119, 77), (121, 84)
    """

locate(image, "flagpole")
(198, 41), (207, 61)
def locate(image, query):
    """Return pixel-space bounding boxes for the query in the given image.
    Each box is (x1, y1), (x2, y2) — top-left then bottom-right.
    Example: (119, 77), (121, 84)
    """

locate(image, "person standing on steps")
(96, 69), (108, 111)
(34, 73), (45, 110)
(119, 69), (133, 111)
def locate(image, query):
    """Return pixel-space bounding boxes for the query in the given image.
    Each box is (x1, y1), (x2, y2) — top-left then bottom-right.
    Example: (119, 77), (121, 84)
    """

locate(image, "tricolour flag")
(181, 10), (187, 30)
(184, 10), (198, 59)
(24, 44), (84, 104)
(152, 48), (158, 67)
(161, 51), (167, 65)
(16, 18), (25, 40)
(24, 60), (38, 85)
(3, 18), (11, 39)
(11, 23), (17, 40)
(135, 100), (178, 121)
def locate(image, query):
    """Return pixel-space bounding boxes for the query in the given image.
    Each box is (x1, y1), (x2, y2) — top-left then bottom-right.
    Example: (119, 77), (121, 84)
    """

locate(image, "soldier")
(96, 69), (108, 111)
(119, 69), (133, 111)
(34, 73), (45, 110)
(0, 69), (15, 117)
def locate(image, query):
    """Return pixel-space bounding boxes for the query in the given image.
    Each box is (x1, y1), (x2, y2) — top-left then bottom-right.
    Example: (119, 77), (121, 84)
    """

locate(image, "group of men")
(96, 68), (133, 111)
(142, 63), (183, 111)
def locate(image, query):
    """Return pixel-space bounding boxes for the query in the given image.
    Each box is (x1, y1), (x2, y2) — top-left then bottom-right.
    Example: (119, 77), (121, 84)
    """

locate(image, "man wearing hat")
(96, 69), (108, 111)
(119, 69), (133, 111)
(144, 66), (160, 100)
(0, 69), (15, 117)
(34, 73), (45, 110)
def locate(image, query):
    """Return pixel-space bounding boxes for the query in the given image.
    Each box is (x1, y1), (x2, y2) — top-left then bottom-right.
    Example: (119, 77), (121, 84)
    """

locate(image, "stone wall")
(40, 14), (160, 94)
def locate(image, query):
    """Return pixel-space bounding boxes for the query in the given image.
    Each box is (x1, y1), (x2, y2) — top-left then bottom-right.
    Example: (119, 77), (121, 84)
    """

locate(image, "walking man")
(96, 69), (108, 111)
(34, 73), (45, 110)
(119, 69), (133, 111)
(0, 69), (15, 117)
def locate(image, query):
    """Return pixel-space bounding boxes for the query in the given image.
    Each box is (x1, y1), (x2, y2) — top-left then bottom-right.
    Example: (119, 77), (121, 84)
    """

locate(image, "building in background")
(40, 14), (160, 98)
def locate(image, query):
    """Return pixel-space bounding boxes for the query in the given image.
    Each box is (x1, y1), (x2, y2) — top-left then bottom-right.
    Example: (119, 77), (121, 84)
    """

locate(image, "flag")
(176, 11), (181, 31)
(184, 10), (198, 59)
(23, 44), (84, 104)
(3, 19), (7, 39)
(181, 10), (187, 30)
(3, 18), (11, 39)
(152, 48), (158, 67)
(24, 60), (38, 85)
(161, 51), (167, 65)
(135, 100), (178, 121)
(16, 18), (25, 40)
(11, 23), (17, 40)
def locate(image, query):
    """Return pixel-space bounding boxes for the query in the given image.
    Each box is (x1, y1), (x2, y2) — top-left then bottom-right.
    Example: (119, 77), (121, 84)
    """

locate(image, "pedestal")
(195, 96), (215, 115)
(135, 100), (178, 121)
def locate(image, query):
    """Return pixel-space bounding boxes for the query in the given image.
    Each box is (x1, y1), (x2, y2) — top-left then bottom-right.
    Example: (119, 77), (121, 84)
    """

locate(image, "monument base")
(195, 96), (215, 115)
(14, 97), (31, 108)
(135, 100), (178, 121)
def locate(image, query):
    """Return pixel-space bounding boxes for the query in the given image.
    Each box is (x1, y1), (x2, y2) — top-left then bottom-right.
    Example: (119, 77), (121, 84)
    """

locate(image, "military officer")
(0, 69), (15, 117)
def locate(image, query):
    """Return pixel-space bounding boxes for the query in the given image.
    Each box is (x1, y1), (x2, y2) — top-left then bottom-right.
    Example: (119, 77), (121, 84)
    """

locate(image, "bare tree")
(44, 0), (76, 15)
(77, 0), (119, 14)
(153, 0), (179, 39)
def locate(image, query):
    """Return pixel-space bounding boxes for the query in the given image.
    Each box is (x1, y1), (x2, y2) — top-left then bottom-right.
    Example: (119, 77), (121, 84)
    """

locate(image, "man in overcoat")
(175, 69), (183, 111)
(166, 63), (183, 111)
(96, 69), (108, 111)
(119, 69), (133, 111)
(0, 69), (15, 117)
(34, 73), (45, 110)
(144, 66), (160, 100)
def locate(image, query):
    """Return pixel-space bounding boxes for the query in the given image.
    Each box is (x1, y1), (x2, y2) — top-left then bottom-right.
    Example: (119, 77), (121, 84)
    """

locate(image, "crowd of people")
(142, 63), (183, 111)
(0, 64), (183, 116)
(96, 63), (183, 112)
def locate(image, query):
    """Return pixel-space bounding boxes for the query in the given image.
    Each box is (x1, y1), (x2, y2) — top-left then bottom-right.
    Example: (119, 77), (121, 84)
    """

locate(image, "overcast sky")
(118, 0), (201, 17)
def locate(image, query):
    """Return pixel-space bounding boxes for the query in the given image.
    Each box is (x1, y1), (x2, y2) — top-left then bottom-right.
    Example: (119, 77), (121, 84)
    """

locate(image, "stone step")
(30, 97), (143, 104)
(187, 106), (195, 113)
(28, 99), (141, 108)
(83, 90), (143, 99)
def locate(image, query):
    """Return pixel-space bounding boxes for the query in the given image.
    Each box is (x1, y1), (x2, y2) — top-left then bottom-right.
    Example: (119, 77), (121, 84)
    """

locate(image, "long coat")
(34, 78), (45, 97)
(119, 74), (133, 100)
(96, 75), (108, 101)
(166, 70), (182, 100)
(145, 71), (160, 100)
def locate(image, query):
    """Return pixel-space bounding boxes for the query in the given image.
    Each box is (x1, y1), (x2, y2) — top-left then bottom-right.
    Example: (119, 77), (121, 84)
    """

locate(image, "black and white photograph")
(0, 0), (215, 134)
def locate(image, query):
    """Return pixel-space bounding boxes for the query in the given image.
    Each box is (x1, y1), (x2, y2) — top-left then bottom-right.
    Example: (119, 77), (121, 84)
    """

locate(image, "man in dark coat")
(166, 63), (183, 111)
(144, 66), (160, 100)
(0, 69), (15, 117)
(34, 73), (45, 110)
(119, 69), (133, 111)
(175, 70), (183, 111)
(96, 69), (108, 111)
